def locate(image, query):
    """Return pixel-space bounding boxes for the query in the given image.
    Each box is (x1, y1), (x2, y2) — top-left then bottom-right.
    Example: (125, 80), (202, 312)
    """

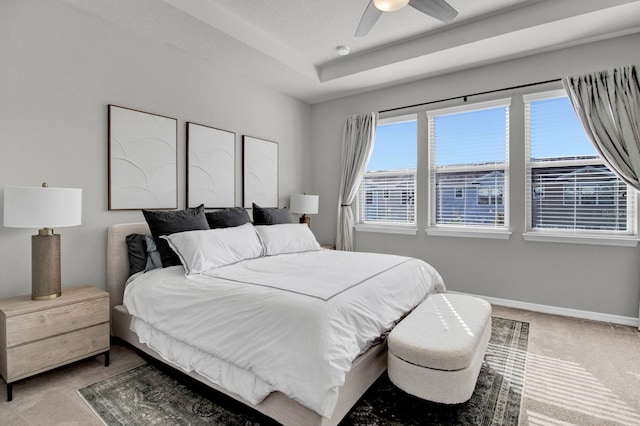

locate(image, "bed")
(107, 221), (445, 426)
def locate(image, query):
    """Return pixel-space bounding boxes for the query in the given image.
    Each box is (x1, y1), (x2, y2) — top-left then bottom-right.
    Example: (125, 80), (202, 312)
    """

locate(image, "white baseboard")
(449, 291), (639, 328)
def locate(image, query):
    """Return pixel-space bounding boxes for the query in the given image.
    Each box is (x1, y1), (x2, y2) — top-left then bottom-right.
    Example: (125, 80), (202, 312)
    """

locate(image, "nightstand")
(0, 285), (110, 401)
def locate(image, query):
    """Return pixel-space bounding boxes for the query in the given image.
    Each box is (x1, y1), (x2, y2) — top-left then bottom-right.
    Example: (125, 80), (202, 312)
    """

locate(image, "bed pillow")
(161, 223), (264, 275)
(255, 223), (321, 256)
(252, 202), (292, 225)
(142, 204), (210, 267)
(125, 234), (147, 276)
(144, 235), (163, 271)
(205, 207), (252, 229)
(125, 234), (163, 277)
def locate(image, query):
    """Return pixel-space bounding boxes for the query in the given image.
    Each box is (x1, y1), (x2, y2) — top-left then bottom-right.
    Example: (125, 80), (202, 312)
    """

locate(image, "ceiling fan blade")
(355, 0), (384, 37)
(408, 0), (458, 22)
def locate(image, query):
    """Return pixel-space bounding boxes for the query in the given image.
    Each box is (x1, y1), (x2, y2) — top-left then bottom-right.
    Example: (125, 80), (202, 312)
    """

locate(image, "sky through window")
(368, 97), (593, 171)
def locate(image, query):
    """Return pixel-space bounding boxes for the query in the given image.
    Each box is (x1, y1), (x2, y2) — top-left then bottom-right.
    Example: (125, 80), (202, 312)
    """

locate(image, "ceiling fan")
(355, 0), (459, 37)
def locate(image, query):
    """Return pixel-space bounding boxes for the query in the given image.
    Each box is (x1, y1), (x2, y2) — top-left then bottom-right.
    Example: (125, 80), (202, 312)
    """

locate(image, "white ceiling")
(61, 0), (640, 104)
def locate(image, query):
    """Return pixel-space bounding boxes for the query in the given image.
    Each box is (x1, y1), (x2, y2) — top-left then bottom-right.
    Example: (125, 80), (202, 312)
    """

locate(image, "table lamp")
(290, 194), (319, 227)
(4, 183), (82, 300)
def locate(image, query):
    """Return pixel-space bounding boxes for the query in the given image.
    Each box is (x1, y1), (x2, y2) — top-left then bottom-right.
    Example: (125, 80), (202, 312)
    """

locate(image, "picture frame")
(108, 105), (177, 210)
(242, 136), (279, 208)
(186, 122), (236, 208)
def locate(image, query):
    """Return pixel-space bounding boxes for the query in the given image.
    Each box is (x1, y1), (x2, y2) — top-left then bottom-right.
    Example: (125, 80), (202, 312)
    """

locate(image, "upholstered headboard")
(106, 222), (150, 313)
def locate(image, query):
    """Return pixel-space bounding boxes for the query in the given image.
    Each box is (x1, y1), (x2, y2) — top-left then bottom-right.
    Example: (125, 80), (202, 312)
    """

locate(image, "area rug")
(79, 317), (529, 426)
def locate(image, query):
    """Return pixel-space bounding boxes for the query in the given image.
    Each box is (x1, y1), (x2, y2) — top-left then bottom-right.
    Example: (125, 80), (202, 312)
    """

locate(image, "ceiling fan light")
(373, 0), (410, 12)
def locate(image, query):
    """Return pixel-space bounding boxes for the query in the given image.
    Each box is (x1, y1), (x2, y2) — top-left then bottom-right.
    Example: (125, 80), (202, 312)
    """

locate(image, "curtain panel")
(562, 65), (640, 330)
(562, 65), (640, 191)
(336, 113), (377, 251)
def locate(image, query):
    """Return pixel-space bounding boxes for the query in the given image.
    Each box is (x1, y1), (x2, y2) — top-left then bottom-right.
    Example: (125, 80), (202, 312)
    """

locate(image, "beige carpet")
(1, 305), (639, 425)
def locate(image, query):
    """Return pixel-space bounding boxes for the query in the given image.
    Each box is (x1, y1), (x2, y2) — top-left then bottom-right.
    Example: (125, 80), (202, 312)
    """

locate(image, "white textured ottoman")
(388, 293), (492, 404)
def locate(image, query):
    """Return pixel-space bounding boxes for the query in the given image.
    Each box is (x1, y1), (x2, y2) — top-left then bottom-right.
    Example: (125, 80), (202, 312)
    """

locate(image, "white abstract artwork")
(243, 136), (279, 208)
(108, 105), (177, 210)
(187, 122), (236, 208)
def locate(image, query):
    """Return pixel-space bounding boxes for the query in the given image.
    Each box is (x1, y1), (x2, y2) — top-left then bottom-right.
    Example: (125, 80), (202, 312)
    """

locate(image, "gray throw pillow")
(125, 234), (147, 277)
(205, 207), (252, 229)
(125, 234), (164, 277)
(142, 204), (210, 267)
(252, 203), (292, 225)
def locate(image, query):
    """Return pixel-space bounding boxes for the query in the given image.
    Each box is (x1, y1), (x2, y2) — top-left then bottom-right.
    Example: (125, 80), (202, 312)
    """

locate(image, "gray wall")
(310, 34), (640, 318)
(0, 0), (311, 298)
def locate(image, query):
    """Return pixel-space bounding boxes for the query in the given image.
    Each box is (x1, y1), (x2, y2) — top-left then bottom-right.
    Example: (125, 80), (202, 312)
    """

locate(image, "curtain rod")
(379, 78), (562, 114)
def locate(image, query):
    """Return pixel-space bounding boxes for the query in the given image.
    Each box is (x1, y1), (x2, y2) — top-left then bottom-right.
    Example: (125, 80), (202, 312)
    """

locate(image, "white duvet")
(123, 249), (445, 417)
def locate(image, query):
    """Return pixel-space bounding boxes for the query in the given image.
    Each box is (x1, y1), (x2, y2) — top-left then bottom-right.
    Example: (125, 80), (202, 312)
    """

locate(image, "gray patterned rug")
(79, 317), (528, 425)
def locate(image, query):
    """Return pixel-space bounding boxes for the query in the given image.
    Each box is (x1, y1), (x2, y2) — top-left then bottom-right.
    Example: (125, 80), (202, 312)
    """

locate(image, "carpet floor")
(78, 317), (528, 426)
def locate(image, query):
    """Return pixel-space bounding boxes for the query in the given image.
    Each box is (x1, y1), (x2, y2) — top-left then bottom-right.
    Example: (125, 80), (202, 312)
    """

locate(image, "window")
(427, 99), (510, 231)
(524, 90), (636, 237)
(478, 186), (503, 206)
(358, 114), (417, 226)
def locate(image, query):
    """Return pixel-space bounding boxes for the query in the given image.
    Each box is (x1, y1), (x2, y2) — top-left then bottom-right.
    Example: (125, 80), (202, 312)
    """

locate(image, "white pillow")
(255, 223), (321, 256)
(161, 223), (263, 275)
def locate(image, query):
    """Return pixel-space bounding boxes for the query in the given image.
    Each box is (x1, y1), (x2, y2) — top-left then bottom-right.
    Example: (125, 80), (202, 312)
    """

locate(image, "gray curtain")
(562, 65), (640, 191)
(563, 65), (640, 330)
(336, 113), (377, 251)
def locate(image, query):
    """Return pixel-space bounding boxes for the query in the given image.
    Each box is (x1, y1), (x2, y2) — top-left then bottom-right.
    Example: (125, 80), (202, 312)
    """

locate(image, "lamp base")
(31, 233), (61, 300)
(299, 214), (311, 227)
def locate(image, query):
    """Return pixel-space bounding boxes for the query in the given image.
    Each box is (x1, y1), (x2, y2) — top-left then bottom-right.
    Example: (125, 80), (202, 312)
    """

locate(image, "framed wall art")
(108, 105), (177, 210)
(242, 136), (279, 208)
(186, 122), (236, 208)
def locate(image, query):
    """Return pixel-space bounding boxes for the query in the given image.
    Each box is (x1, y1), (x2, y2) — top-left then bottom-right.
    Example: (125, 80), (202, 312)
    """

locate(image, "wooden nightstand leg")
(104, 350), (110, 367)
(7, 383), (12, 402)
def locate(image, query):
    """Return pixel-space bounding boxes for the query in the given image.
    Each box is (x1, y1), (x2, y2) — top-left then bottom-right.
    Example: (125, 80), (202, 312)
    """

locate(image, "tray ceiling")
(61, 0), (640, 103)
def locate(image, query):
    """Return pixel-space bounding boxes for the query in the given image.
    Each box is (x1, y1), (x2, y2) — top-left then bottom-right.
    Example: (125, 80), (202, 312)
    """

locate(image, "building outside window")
(358, 114), (417, 225)
(524, 90), (635, 235)
(427, 99), (510, 230)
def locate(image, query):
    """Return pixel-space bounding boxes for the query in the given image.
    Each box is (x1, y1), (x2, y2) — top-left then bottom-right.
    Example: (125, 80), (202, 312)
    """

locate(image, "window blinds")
(524, 90), (635, 234)
(358, 115), (417, 225)
(359, 170), (416, 223)
(427, 99), (510, 229)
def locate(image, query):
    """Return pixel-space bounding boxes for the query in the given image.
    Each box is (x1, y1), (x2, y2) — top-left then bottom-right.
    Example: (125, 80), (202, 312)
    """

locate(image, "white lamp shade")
(374, 0), (410, 12)
(4, 186), (82, 228)
(290, 194), (319, 215)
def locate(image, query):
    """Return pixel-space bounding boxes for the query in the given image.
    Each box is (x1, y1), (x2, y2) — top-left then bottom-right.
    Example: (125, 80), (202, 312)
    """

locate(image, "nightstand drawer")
(6, 322), (110, 381)
(5, 297), (108, 347)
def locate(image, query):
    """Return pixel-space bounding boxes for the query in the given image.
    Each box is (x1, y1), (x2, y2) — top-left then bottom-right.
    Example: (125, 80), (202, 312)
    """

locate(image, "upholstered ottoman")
(388, 293), (492, 404)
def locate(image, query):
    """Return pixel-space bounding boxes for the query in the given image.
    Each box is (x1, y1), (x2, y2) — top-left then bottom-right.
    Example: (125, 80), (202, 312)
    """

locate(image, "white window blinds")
(358, 115), (416, 225)
(524, 90), (636, 235)
(427, 99), (510, 229)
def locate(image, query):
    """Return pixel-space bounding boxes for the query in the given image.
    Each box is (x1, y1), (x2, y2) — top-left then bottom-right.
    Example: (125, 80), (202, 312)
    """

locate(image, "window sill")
(425, 227), (511, 240)
(522, 232), (639, 247)
(355, 224), (418, 235)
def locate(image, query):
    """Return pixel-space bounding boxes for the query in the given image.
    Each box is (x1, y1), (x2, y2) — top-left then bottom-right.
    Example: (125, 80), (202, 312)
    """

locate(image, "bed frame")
(106, 222), (387, 426)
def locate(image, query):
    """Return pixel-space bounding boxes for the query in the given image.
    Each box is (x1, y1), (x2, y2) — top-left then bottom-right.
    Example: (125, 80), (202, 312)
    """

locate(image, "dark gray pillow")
(205, 207), (252, 229)
(125, 234), (163, 277)
(144, 235), (163, 271)
(252, 202), (292, 225)
(126, 234), (147, 277)
(142, 204), (210, 267)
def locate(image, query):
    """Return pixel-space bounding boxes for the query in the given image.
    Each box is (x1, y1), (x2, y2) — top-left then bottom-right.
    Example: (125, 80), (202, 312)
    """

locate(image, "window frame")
(356, 113), (418, 234)
(522, 89), (638, 246)
(425, 98), (512, 239)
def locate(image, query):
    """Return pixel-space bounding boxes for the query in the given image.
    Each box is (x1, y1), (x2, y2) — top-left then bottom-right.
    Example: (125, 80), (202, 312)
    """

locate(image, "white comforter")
(123, 249), (445, 417)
